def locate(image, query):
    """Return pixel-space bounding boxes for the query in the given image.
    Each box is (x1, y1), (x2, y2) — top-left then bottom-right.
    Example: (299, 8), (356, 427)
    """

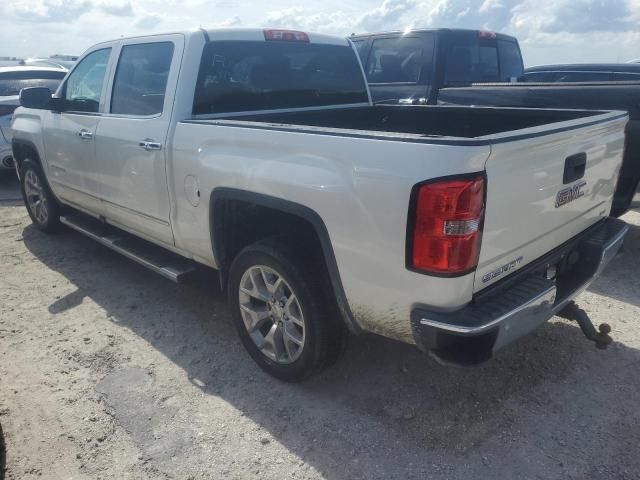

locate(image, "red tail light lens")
(264, 29), (310, 42)
(478, 30), (497, 39)
(409, 175), (485, 275)
(0, 105), (18, 117)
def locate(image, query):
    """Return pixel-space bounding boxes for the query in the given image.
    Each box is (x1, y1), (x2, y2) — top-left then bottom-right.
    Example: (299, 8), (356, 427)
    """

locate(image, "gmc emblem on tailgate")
(555, 180), (586, 208)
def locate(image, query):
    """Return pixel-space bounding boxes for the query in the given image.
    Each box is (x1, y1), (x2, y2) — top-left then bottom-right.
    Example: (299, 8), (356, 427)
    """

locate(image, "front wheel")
(228, 238), (347, 381)
(19, 159), (60, 233)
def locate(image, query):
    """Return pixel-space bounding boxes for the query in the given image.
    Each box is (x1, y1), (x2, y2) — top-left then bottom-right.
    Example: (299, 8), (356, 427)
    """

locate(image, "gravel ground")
(1, 171), (640, 480)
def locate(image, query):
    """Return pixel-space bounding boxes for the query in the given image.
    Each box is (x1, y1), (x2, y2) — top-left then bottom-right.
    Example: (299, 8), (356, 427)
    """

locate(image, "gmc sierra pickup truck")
(352, 28), (640, 216)
(11, 28), (629, 380)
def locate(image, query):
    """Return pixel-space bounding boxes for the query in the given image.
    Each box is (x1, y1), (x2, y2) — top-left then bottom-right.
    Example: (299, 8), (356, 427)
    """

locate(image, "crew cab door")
(42, 47), (113, 214)
(94, 35), (183, 246)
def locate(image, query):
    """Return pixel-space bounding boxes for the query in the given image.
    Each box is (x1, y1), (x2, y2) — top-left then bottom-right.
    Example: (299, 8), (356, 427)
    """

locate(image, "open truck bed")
(198, 104), (620, 143)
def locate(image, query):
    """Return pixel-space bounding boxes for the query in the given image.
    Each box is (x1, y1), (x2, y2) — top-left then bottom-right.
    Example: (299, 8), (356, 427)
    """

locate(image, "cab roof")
(91, 27), (351, 48)
(350, 28), (518, 42)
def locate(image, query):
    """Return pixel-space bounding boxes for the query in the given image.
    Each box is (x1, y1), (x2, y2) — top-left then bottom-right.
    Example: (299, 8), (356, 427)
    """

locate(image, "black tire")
(19, 159), (61, 233)
(228, 237), (348, 381)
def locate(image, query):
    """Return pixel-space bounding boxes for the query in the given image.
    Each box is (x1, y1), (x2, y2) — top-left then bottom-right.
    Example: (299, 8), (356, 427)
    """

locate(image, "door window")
(364, 37), (427, 84)
(110, 42), (174, 116)
(63, 48), (111, 113)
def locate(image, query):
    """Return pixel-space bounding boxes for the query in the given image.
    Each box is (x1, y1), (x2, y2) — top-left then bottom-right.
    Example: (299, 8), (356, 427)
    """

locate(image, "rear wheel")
(228, 238), (347, 381)
(19, 159), (60, 233)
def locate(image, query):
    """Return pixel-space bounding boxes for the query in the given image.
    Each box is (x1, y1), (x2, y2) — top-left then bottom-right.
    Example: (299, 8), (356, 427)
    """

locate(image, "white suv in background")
(0, 66), (67, 170)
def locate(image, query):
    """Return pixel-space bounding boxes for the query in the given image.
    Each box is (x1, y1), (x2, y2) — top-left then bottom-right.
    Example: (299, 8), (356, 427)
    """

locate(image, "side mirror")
(19, 87), (53, 109)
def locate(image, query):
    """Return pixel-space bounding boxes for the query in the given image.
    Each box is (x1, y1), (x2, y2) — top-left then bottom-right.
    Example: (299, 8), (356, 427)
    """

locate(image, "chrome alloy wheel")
(238, 265), (306, 364)
(24, 169), (49, 225)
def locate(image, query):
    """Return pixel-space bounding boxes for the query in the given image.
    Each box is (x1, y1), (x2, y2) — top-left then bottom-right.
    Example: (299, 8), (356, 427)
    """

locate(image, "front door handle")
(139, 139), (162, 151)
(76, 129), (94, 140)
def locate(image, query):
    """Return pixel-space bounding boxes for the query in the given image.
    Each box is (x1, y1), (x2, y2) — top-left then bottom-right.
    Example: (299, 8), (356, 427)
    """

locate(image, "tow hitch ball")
(558, 301), (613, 349)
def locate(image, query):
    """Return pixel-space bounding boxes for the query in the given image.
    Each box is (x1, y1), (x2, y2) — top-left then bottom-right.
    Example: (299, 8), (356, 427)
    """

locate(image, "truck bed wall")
(227, 105), (596, 139)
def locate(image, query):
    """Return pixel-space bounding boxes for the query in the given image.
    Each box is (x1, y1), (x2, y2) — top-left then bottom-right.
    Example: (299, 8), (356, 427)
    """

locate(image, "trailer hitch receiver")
(558, 301), (613, 349)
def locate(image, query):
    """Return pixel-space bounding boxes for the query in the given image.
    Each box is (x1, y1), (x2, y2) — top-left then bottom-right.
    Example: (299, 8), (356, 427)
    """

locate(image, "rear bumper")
(411, 217), (629, 365)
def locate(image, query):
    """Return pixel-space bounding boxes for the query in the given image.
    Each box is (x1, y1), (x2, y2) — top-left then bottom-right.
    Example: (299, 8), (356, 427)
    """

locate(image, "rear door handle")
(138, 139), (162, 151)
(76, 129), (94, 140)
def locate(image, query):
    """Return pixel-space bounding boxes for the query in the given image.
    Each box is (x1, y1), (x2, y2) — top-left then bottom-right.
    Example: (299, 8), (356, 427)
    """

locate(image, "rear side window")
(497, 39), (523, 81)
(444, 36), (499, 85)
(364, 36), (428, 84)
(111, 42), (174, 116)
(64, 48), (111, 113)
(556, 72), (611, 82)
(521, 71), (559, 82)
(193, 41), (368, 115)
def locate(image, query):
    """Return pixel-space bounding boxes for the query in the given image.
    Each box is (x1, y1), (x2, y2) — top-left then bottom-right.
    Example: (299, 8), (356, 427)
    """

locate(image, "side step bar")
(60, 213), (196, 283)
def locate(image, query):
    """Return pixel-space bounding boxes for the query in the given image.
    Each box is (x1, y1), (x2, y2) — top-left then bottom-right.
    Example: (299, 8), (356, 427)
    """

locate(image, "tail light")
(408, 175), (485, 275)
(0, 105), (18, 117)
(478, 30), (497, 39)
(264, 29), (309, 42)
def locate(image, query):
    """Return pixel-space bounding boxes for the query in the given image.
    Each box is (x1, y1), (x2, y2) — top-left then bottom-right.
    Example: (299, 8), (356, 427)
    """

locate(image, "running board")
(60, 213), (196, 283)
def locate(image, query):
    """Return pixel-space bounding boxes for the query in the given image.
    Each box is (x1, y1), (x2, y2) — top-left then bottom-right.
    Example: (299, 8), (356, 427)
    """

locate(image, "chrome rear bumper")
(411, 217), (629, 365)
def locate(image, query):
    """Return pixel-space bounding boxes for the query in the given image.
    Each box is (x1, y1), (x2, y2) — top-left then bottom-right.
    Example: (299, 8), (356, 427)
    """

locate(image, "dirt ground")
(1, 170), (639, 480)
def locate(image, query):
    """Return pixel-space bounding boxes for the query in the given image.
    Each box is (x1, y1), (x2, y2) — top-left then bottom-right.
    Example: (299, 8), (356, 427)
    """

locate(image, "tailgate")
(475, 111), (628, 292)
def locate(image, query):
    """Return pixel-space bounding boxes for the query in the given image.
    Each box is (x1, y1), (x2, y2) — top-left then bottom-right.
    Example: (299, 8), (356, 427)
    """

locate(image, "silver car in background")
(0, 66), (67, 170)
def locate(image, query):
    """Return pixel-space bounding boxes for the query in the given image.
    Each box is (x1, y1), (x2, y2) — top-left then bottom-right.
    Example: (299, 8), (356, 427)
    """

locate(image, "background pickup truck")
(352, 28), (640, 217)
(11, 28), (629, 381)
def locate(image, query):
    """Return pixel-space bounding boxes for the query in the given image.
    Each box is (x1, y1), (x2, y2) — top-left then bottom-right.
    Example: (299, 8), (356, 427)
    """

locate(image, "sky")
(1, 0), (639, 66)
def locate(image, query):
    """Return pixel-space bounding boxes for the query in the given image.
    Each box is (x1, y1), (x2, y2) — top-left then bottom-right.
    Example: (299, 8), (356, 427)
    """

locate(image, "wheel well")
(211, 190), (360, 334)
(213, 198), (323, 277)
(11, 141), (41, 171)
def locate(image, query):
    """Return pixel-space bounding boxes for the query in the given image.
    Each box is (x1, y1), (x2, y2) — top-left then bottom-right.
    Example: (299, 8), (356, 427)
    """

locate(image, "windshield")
(193, 41), (368, 115)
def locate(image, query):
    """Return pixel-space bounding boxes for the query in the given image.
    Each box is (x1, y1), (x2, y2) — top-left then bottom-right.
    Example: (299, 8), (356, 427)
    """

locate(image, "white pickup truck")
(11, 28), (630, 380)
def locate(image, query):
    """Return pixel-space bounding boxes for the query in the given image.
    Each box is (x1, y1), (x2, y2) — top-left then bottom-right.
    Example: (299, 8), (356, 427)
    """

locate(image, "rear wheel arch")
(209, 188), (361, 334)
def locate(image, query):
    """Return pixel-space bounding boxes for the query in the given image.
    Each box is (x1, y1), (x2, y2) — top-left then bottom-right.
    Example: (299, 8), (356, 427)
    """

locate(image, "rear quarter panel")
(170, 122), (490, 342)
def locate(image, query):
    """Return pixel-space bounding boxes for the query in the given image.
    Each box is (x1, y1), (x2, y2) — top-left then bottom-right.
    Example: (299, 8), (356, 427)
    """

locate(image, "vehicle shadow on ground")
(0, 421), (5, 480)
(588, 220), (640, 308)
(22, 224), (640, 479)
(0, 171), (21, 207)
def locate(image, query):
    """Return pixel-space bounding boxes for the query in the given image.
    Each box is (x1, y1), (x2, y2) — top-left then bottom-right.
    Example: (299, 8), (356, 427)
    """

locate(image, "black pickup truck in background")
(352, 28), (640, 216)
(350, 28), (524, 105)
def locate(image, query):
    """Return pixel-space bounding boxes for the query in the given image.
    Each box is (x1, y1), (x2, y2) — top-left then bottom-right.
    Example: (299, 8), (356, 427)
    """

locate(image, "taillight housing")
(0, 105), (18, 117)
(407, 175), (485, 275)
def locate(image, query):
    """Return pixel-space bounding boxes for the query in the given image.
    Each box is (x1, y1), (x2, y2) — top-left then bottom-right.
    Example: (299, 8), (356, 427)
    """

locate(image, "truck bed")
(204, 104), (614, 141)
